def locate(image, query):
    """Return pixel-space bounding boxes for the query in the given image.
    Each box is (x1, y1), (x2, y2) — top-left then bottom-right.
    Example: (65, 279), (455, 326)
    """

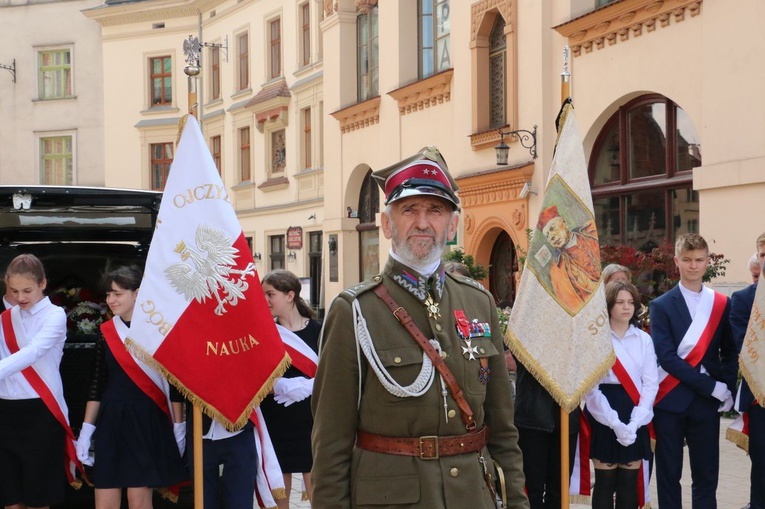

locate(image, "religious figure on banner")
(526, 175), (600, 315)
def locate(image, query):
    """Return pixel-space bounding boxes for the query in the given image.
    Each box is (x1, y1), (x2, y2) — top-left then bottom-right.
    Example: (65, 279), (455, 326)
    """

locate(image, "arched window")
(488, 15), (506, 129)
(590, 94), (701, 250)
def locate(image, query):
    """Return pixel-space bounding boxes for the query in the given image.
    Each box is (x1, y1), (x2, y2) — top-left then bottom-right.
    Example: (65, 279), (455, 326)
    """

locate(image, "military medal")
(424, 294), (440, 319)
(461, 338), (478, 361)
(454, 310), (471, 339)
(478, 359), (490, 384)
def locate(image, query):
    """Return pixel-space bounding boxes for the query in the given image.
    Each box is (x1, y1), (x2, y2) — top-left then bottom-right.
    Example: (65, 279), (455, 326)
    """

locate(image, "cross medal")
(424, 294), (441, 319)
(462, 338), (478, 361)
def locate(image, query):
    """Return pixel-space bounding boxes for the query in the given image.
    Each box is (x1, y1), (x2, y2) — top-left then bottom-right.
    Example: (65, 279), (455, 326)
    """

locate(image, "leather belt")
(355, 426), (488, 460)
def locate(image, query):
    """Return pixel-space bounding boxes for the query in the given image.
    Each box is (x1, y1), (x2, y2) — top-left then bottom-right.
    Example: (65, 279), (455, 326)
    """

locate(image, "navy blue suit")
(730, 283), (764, 509)
(650, 285), (737, 509)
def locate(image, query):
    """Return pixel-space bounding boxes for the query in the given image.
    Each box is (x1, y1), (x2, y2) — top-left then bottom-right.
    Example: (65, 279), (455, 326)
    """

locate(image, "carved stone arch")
(344, 163), (374, 212)
(471, 0), (515, 42)
(468, 217), (517, 271)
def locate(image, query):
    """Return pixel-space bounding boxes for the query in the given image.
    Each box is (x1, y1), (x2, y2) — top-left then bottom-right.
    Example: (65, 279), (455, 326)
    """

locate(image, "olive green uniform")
(311, 257), (529, 508)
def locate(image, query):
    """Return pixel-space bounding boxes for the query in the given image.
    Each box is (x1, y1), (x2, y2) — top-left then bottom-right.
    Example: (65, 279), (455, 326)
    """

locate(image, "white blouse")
(584, 324), (659, 429)
(0, 297), (67, 399)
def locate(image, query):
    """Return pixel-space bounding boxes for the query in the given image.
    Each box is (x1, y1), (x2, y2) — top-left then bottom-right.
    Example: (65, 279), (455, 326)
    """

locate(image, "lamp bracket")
(498, 125), (538, 159)
(0, 59), (16, 83)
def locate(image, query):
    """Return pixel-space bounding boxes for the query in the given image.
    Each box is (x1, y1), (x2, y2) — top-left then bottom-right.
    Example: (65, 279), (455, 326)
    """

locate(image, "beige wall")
(0, 0), (105, 186)
(87, 0), (325, 289)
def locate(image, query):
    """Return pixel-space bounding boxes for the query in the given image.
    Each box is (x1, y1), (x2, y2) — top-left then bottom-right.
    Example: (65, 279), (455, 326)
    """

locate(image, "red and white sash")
(726, 383), (751, 453)
(1, 308), (85, 487)
(250, 407), (287, 508)
(101, 317), (174, 420)
(571, 342), (650, 507)
(655, 287), (727, 404)
(276, 323), (318, 378)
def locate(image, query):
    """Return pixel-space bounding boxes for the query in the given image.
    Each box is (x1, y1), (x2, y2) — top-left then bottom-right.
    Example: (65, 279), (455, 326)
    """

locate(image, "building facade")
(0, 0), (105, 186)
(84, 0), (326, 308)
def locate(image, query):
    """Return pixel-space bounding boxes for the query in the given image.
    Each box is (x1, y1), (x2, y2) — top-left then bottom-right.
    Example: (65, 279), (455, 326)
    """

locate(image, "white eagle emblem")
(165, 224), (256, 315)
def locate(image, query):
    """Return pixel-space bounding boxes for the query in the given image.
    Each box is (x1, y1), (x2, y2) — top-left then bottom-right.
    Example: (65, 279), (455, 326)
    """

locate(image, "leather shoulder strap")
(372, 284), (476, 430)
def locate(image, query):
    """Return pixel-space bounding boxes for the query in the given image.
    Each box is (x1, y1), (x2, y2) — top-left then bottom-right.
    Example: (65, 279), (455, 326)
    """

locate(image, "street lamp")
(495, 125), (538, 164)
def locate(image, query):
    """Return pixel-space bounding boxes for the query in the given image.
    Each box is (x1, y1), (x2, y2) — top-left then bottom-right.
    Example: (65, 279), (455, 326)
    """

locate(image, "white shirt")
(0, 297), (67, 399)
(388, 249), (441, 278)
(585, 325), (659, 428)
(678, 281), (704, 319)
(203, 419), (244, 440)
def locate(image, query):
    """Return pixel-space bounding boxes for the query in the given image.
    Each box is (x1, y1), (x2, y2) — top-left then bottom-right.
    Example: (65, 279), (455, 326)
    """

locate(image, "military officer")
(311, 147), (529, 509)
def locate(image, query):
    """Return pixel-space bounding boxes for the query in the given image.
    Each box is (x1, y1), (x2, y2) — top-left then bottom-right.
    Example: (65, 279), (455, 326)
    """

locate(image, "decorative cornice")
(387, 70), (453, 116)
(330, 97), (381, 134)
(554, 0), (702, 57)
(471, 0), (514, 42)
(470, 125), (509, 151)
(83, 1), (202, 27)
(457, 162), (534, 207)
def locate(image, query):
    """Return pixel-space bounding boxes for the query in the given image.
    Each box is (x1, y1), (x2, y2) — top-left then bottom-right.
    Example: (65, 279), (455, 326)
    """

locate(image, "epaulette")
(445, 271), (488, 292)
(339, 274), (383, 300)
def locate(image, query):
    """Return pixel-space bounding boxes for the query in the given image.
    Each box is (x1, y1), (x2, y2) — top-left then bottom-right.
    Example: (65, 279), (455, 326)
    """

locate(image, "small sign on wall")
(287, 226), (303, 250)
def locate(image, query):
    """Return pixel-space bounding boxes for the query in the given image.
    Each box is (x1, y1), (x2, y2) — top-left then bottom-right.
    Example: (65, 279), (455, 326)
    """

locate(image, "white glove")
(719, 394), (734, 413)
(629, 406), (652, 427)
(625, 420), (639, 437)
(173, 422), (186, 456)
(273, 378), (314, 407)
(76, 423), (95, 466)
(612, 421), (636, 447)
(712, 381), (732, 403)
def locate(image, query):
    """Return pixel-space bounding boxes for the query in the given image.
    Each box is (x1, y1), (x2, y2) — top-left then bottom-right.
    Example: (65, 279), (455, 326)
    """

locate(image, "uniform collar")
(383, 257), (446, 303)
(22, 296), (51, 318)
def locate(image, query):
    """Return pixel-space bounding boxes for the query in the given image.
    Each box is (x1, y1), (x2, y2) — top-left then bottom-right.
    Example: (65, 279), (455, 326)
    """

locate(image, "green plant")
(444, 247), (488, 280)
(515, 228), (534, 272)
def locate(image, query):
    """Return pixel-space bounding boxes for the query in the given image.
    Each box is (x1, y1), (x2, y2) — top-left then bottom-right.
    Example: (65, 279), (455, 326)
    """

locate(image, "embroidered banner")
(506, 100), (614, 412)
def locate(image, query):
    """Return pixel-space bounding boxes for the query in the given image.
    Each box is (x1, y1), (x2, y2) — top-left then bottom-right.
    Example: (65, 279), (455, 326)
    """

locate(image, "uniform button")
(373, 276), (382, 282)
(447, 409), (456, 419)
(479, 348), (485, 354)
(440, 351), (448, 359)
(450, 468), (459, 477)
(435, 324), (442, 332)
(393, 356), (402, 364)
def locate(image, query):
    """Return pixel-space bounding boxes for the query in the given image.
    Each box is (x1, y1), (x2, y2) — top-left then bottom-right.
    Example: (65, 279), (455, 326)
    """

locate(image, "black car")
(0, 186), (190, 507)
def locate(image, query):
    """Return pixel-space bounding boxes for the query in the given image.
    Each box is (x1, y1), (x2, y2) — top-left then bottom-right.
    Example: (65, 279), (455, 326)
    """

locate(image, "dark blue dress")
(90, 326), (187, 489)
(259, 319), (320, 473)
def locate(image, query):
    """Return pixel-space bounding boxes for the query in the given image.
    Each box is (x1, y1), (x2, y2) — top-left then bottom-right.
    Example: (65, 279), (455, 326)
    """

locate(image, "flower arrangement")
(50, 287), (108, 335)
(497, 306), (511, 334)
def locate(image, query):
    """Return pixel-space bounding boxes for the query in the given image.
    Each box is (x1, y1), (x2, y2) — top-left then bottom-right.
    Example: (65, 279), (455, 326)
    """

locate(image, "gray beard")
(390, 222), (446, 267)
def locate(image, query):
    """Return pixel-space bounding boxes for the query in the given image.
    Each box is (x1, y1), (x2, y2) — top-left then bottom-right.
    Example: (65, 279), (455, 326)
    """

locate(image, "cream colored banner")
(506, 102), (614, 413)
(740, 276), (765, 403)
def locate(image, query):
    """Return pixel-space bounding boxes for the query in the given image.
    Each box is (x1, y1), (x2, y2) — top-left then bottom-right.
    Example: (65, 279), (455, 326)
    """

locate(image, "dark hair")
(262, 269), (315, 320)
(605, 280), (641, 326)
(5, 254), (46, 284)
(101, 265), (143, 293)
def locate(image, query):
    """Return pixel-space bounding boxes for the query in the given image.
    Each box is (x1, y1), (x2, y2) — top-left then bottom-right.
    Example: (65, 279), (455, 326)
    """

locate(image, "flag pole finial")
(561, 45), (571, 104)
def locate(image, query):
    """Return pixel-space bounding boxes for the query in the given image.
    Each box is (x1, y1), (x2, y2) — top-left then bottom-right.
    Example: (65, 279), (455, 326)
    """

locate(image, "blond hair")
(674, 233), (708, 257)
(602, 264), (632, 284)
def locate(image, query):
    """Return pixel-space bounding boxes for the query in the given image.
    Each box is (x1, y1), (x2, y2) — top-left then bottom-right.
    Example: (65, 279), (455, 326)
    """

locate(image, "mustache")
(406, 228), (436, 238)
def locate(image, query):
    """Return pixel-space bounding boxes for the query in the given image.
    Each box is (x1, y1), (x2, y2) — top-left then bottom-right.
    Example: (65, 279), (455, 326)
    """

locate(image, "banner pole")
(183, 35), (203, 509)
(193, 404), (204, 509)
(560, 45), (572, 509)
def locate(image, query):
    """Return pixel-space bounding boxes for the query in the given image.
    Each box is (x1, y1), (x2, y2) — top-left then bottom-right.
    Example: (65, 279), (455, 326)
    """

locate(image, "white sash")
(657, 286), (715, 383)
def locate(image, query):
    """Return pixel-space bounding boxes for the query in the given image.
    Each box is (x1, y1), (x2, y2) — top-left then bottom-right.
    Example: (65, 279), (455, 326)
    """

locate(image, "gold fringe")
(641, 502), (652, 509)
(505, 328), (615, 413)
(301, 490), (309, 501)
(739, 358), (765, 406)
(156, 487), (179, 504)
(725, 426), (750, 453)
(272, 487), (288, 500)
(176, 115), (189, 146)
(570, 494), (590, 505)
(70, 478), (83, 490)
(126, 339), (291, 431)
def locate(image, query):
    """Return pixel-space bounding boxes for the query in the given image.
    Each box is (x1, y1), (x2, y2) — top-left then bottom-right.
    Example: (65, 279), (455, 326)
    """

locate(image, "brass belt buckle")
(419, 435), (439, 459)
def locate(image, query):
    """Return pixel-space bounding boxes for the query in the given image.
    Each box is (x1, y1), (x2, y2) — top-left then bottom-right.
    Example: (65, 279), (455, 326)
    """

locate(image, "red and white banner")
(127, 115), (289, 430)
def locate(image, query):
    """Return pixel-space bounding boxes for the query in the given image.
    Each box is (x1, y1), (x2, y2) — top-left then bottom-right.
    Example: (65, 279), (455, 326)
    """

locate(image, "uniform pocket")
(354, 475), (420, 505)
(463, 338), (500, 395)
